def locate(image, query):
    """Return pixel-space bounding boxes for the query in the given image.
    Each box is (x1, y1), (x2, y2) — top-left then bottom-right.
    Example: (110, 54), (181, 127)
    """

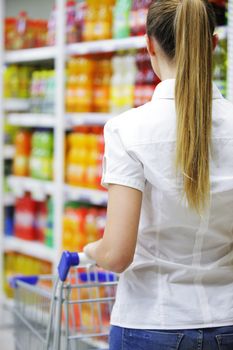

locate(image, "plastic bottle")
(83, 1), (96, 41)
(45, 198), (54, 247)
(122, 54), (137, 110)
(113, 0), (132, 38)
(35, 200), (48, 242)
(14, 11), (29, 49)
(5, 18), (17, 50)
(94, 5), (112, 41)
(14, 194), (37, 240)
(66, 0), (78, 44)
(75, 0), (87, 42)
(110, 55), (124, 113)
(30, 131), (54, 180)
(93, 59), (111, 113)
(13, 130), (32, 177)
(47, 5), (56, 46)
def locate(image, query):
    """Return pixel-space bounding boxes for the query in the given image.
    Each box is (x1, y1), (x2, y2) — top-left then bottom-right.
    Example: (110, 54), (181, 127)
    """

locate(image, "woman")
(84, 0), (233, 349)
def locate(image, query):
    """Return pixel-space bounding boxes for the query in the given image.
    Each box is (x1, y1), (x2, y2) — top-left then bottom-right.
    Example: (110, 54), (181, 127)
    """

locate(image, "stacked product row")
(4, 51), (158, 114)
(3, 252), (51, 296)
(4, 0), (152, 49)
(5, 193), (106, 251)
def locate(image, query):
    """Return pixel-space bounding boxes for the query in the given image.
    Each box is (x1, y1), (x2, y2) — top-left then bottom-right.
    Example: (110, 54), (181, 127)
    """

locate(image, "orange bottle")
(13, 130), (32, 176)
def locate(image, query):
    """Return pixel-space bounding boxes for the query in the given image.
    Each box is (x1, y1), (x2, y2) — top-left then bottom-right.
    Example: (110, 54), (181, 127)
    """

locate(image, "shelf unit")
(3, 236), (55, 262)
(0, 0), (233, 303)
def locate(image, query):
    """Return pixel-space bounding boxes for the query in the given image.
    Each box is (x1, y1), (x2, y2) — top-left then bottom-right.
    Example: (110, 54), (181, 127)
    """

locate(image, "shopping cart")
(10, 251), (118, 350)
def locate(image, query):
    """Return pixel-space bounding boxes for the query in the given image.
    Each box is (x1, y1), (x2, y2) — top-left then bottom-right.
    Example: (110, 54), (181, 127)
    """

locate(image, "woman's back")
(102, 79), (233, 329)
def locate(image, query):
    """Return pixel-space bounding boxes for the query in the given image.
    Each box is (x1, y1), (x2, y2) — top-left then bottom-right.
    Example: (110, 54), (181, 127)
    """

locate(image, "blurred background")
(0, 0), (230, 345)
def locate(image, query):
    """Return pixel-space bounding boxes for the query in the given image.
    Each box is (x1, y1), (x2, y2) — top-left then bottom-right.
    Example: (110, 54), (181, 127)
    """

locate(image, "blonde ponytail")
(175, 0), (214, 212)
(147, 0), (216, 212)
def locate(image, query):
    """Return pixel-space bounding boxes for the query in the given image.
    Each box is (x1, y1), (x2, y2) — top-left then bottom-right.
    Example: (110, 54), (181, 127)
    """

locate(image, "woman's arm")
(84, 184), (142, 273)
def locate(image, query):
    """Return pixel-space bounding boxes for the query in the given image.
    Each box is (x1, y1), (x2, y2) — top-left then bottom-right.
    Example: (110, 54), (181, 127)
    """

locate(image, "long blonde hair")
(147, 0), (216, 212)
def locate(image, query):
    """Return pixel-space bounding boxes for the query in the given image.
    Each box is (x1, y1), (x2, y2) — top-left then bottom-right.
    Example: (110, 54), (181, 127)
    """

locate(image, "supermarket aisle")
(0, 304), (14, 350)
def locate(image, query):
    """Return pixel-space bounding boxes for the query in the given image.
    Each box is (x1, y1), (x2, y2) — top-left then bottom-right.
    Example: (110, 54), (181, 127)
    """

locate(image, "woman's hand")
(83, 184), (142, 273)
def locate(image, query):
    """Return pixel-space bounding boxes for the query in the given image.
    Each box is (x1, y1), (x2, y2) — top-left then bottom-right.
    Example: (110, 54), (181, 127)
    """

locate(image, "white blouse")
(102, 79), (233, 329)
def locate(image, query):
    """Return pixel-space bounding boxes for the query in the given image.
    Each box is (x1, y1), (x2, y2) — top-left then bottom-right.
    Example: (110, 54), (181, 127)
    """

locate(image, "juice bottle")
(93, 59), (111, 113)
(83, 2), (97, 41)
(14, 11), (29, 49)
(66, 0), (78, 44)
(130, 0), (139, 36)
(85, 208), (99, 243)
(122, 54), (137, 110)
(75, 0), (87, 42)
(94, 5), (112, 41)
(47, 5), (56, 46)
(5, 18), (17, 50)
(45, 198), (54, 247)
(110, 55), (124, 113)
(14, 194), (37, 240)
(13, 130), (32, 177)
(35, 200), (48, 242)
(113, 0), (132, 39)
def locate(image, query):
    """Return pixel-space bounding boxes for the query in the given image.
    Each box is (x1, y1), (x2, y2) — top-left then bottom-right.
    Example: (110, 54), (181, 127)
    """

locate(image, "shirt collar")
(152, 79), (223, 101)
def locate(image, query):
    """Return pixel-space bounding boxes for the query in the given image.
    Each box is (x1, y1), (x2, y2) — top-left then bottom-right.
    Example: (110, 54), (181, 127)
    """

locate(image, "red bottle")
(35, 200), (48, 242)
(14, 194), (37, 240)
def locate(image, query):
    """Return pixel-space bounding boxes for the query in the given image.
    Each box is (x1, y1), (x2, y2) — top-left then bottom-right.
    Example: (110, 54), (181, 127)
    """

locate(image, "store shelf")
(7, 176), (55, 199)
(3, 99), (30, 112)
(3, 236), (55, 262)
(64, 185), (108, 206)
(6, 113), (56, 128)
(5, 46), (56, 64)
(66, 36), (146, 55)
(3, 193), (15, 206)
(3, 145), (15, 159)
(66, 113), (114, 128)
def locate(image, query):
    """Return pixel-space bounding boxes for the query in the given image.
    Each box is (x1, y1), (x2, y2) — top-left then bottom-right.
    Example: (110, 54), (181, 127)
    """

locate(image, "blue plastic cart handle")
(58, 251), (80, 282)
(10, 276), (39, 289)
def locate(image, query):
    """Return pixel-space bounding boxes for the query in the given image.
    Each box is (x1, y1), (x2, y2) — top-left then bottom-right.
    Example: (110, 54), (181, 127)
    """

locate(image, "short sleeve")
(101, 120), (145, 192)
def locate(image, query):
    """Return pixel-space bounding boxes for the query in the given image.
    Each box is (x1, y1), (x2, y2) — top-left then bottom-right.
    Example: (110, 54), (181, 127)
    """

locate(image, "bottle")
(35, 200), (48, 242)
(83, 1), (96, 41)
(93, 58), (112, 113)
(47, 5), (56, 46)
(14, 11), (29, 49)
(13, 130), (32, 177)
(130, 0), (139, 36)
(122, 54), (137, 110)
(75, 0), (87, 42)
(110, 55), (124, 113)
(113, 0), (132, 39)
(45, 198), (54, 247)
(94, 5), (112, 41)
(66, 0), (78, 44)
(30, 131), (54, 180)
(4, 18), (17, 50)
(14, 194), (37, 240)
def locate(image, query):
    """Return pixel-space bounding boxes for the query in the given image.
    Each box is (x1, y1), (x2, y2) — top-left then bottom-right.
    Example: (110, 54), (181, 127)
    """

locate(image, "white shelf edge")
(7, 176), (55, 198)
(4, 37), (146, 63)
(6, 113), (56, 128)
(66, 36), (146, 55)
(3, 145), (15, 159)
(3, 99), (30, 112)
(3, 236), (55, 263)
(64, 184), (108, 206)
(66, 113), (115, 128)
(5, 46), (56, 64)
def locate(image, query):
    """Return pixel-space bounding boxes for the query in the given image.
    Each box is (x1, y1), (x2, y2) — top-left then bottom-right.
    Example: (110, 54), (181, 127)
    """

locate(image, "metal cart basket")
(10, 252), (118, 350)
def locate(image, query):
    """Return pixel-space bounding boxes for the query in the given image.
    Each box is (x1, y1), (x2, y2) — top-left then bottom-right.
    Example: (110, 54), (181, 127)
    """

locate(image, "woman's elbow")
(105, 252), (133, 274)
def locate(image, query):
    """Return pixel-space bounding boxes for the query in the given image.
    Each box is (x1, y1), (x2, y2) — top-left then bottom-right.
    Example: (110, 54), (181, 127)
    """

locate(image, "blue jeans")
(109, 325), (233, 350)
